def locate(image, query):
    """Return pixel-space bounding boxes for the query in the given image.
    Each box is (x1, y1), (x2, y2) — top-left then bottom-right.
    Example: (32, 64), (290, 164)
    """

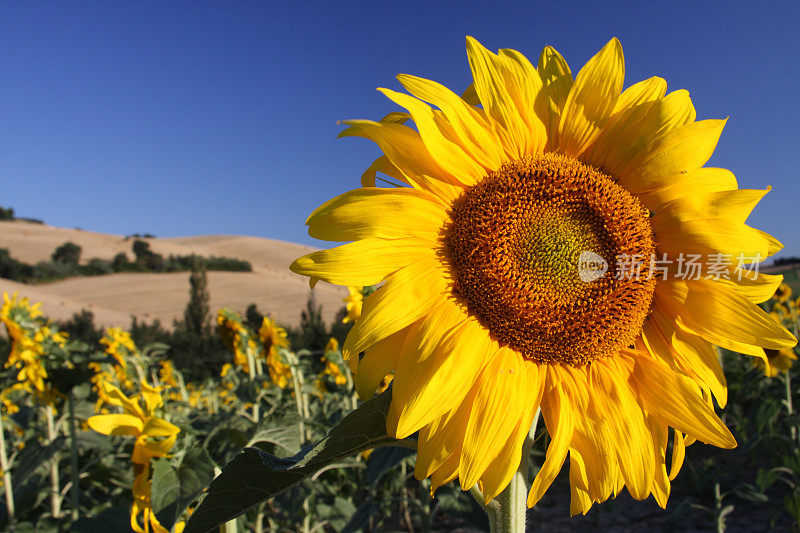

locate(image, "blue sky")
(1, 1), (798, 258)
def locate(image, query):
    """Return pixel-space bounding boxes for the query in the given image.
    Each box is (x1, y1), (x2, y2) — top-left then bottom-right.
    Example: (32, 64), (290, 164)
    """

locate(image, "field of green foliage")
(0, 265), (799, 532)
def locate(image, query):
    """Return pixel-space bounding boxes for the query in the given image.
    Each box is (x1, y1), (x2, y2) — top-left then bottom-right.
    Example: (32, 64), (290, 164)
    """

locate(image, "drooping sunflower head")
(258, 316), (289, 357)
(292, 37), (796, 513)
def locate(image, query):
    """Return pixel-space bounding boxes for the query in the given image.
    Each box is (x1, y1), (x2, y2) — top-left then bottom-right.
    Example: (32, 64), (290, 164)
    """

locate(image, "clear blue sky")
(1, 1), (798, 258)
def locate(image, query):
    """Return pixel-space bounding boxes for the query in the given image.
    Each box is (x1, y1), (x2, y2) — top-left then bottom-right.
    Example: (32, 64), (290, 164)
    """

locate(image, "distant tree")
(299, 293), (327, 352)
(52, 241), (82, 265)
(0, 206), (14, 220)
(59, 309), (103, 345)
(145, 252), (165, 272)
(183, 258), (210, 335)
(329, 306), (352, 348)
(86, 258), (112, 275)
(132, 239), (151, 265)
(0, 248), (33, 281)
(112, 252), (130, 271)
(244, 303), (264, 333)
(132, 239), (165, 272)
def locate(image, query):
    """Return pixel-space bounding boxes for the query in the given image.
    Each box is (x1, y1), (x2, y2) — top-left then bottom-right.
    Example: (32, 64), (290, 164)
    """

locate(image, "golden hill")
(0, 220), (347, 329)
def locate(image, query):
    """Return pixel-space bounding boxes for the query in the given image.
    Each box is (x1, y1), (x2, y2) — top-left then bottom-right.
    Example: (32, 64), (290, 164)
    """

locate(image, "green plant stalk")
(289, 364), (307, 441)
(483, 408), (540, 533)
(714, 481), (725, 533)
(343, 364), (358, 412)
(254, 501), (265, 533)
(131, 356), (147, 384)
(401, 460), (413, 532)
(786, 370), (797, 448)
(45, 402), (62, 518)
(176, 371), (189, 402)
(0, 411), (16, 525)
(67, 391), (80, 520)
(215, 465), (238, 533)
(245, 346), (260, 421)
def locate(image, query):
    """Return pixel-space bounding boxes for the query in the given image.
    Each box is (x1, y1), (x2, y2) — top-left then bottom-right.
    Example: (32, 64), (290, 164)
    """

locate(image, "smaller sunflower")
(342, 286), (364, 324)
(754, 347), (798, 377)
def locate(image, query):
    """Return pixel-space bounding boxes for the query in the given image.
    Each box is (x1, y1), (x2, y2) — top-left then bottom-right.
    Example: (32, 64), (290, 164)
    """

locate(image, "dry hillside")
(0, 220), (347, 329)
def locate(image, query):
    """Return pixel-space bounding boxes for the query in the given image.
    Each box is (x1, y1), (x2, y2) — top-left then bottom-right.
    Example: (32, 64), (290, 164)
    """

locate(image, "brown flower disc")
(445, 153), (657, 366)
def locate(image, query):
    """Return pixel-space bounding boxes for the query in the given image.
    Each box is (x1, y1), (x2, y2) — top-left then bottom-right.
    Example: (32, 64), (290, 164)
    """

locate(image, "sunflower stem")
(484, 408), (540, 533)
(785, 369), (797, 449)
(45, 402), (62, 518)
(0, 408), (16, 525)
(68, 390), (80, 520)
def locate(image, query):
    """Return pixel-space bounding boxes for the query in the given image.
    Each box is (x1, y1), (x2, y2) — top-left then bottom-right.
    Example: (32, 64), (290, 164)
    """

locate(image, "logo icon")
(578, 251), (608, 283)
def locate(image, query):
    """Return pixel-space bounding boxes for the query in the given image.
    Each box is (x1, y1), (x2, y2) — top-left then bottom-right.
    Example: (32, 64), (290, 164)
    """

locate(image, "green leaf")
(341, 500), (379, 533)
(151, 459), (180, 527)
(71, 506), (131, 533)
(12, 436), (66, 487)
(316, 496), (357, 531)
(247, 423), (302, 456)
(185, 390), (415, 533)
(366, 446), (416, 485)
(152, 447), (217, 531)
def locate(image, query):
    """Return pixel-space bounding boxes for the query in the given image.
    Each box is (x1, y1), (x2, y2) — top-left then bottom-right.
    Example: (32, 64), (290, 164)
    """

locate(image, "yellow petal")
(87, 414), (143, 437)
(653, 188), (776, 261)
(620, 118), (726, 200)
(140, 381), (163, 415)
(669, 430), (686, 481)
(588, 359), (654, 501)
(290, 237), (433, 287)
(461, 82), (479, 106)
(305, 187), (446, 242)
(339, 120), (463, 202)
(536, 45), (572, 148)
(643, 167), (738, 210)
(528, 368), (574, 507)
(142, 417), (180, 438)
(459, 348), (543, 490)
(591, 89), (695, 184)
(354, 328), (405, 400)
(398, 74), (504, 170)
(557, 38), (624, 157)
(477, 361), (545, 502)
(632, 353), (736, 448)
(465, 36), (540, 158)
(648, 310), (728, 408)
(722, 271), (784, 304)
(655, 279), (797, 356)
(378, 88), (486, 186)
(497, 48), (548, 154)
(415, 393), (473, 481)
(613, 76), (667, 114)
(429, 452), (460, 493)
(568, 448), (593, 515)
(98, 382), (145, 420)
(360, 155), (406, 187)
(342, 259), (448, 360)
(389, 313), (492, 439)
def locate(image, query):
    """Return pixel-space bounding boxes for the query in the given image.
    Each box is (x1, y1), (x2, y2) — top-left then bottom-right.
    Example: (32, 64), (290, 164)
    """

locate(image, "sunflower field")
(0, 282), (797, 532)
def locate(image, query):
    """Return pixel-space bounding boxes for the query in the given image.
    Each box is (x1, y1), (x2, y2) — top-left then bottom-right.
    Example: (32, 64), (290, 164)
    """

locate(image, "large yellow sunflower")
(291, 37), (797, 513)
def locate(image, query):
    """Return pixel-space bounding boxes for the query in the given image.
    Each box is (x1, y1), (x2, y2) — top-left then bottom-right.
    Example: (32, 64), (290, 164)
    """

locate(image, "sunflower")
(290, 37), (797, 513)
(259, 317), (292, 388)
(342, 286), (364, 324)
(774, 282), (792, 304)
(754, 347), (798, 377)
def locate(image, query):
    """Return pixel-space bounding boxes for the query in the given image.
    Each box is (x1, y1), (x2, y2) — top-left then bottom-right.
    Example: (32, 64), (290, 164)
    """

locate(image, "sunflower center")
(444, 153), (656, 366)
